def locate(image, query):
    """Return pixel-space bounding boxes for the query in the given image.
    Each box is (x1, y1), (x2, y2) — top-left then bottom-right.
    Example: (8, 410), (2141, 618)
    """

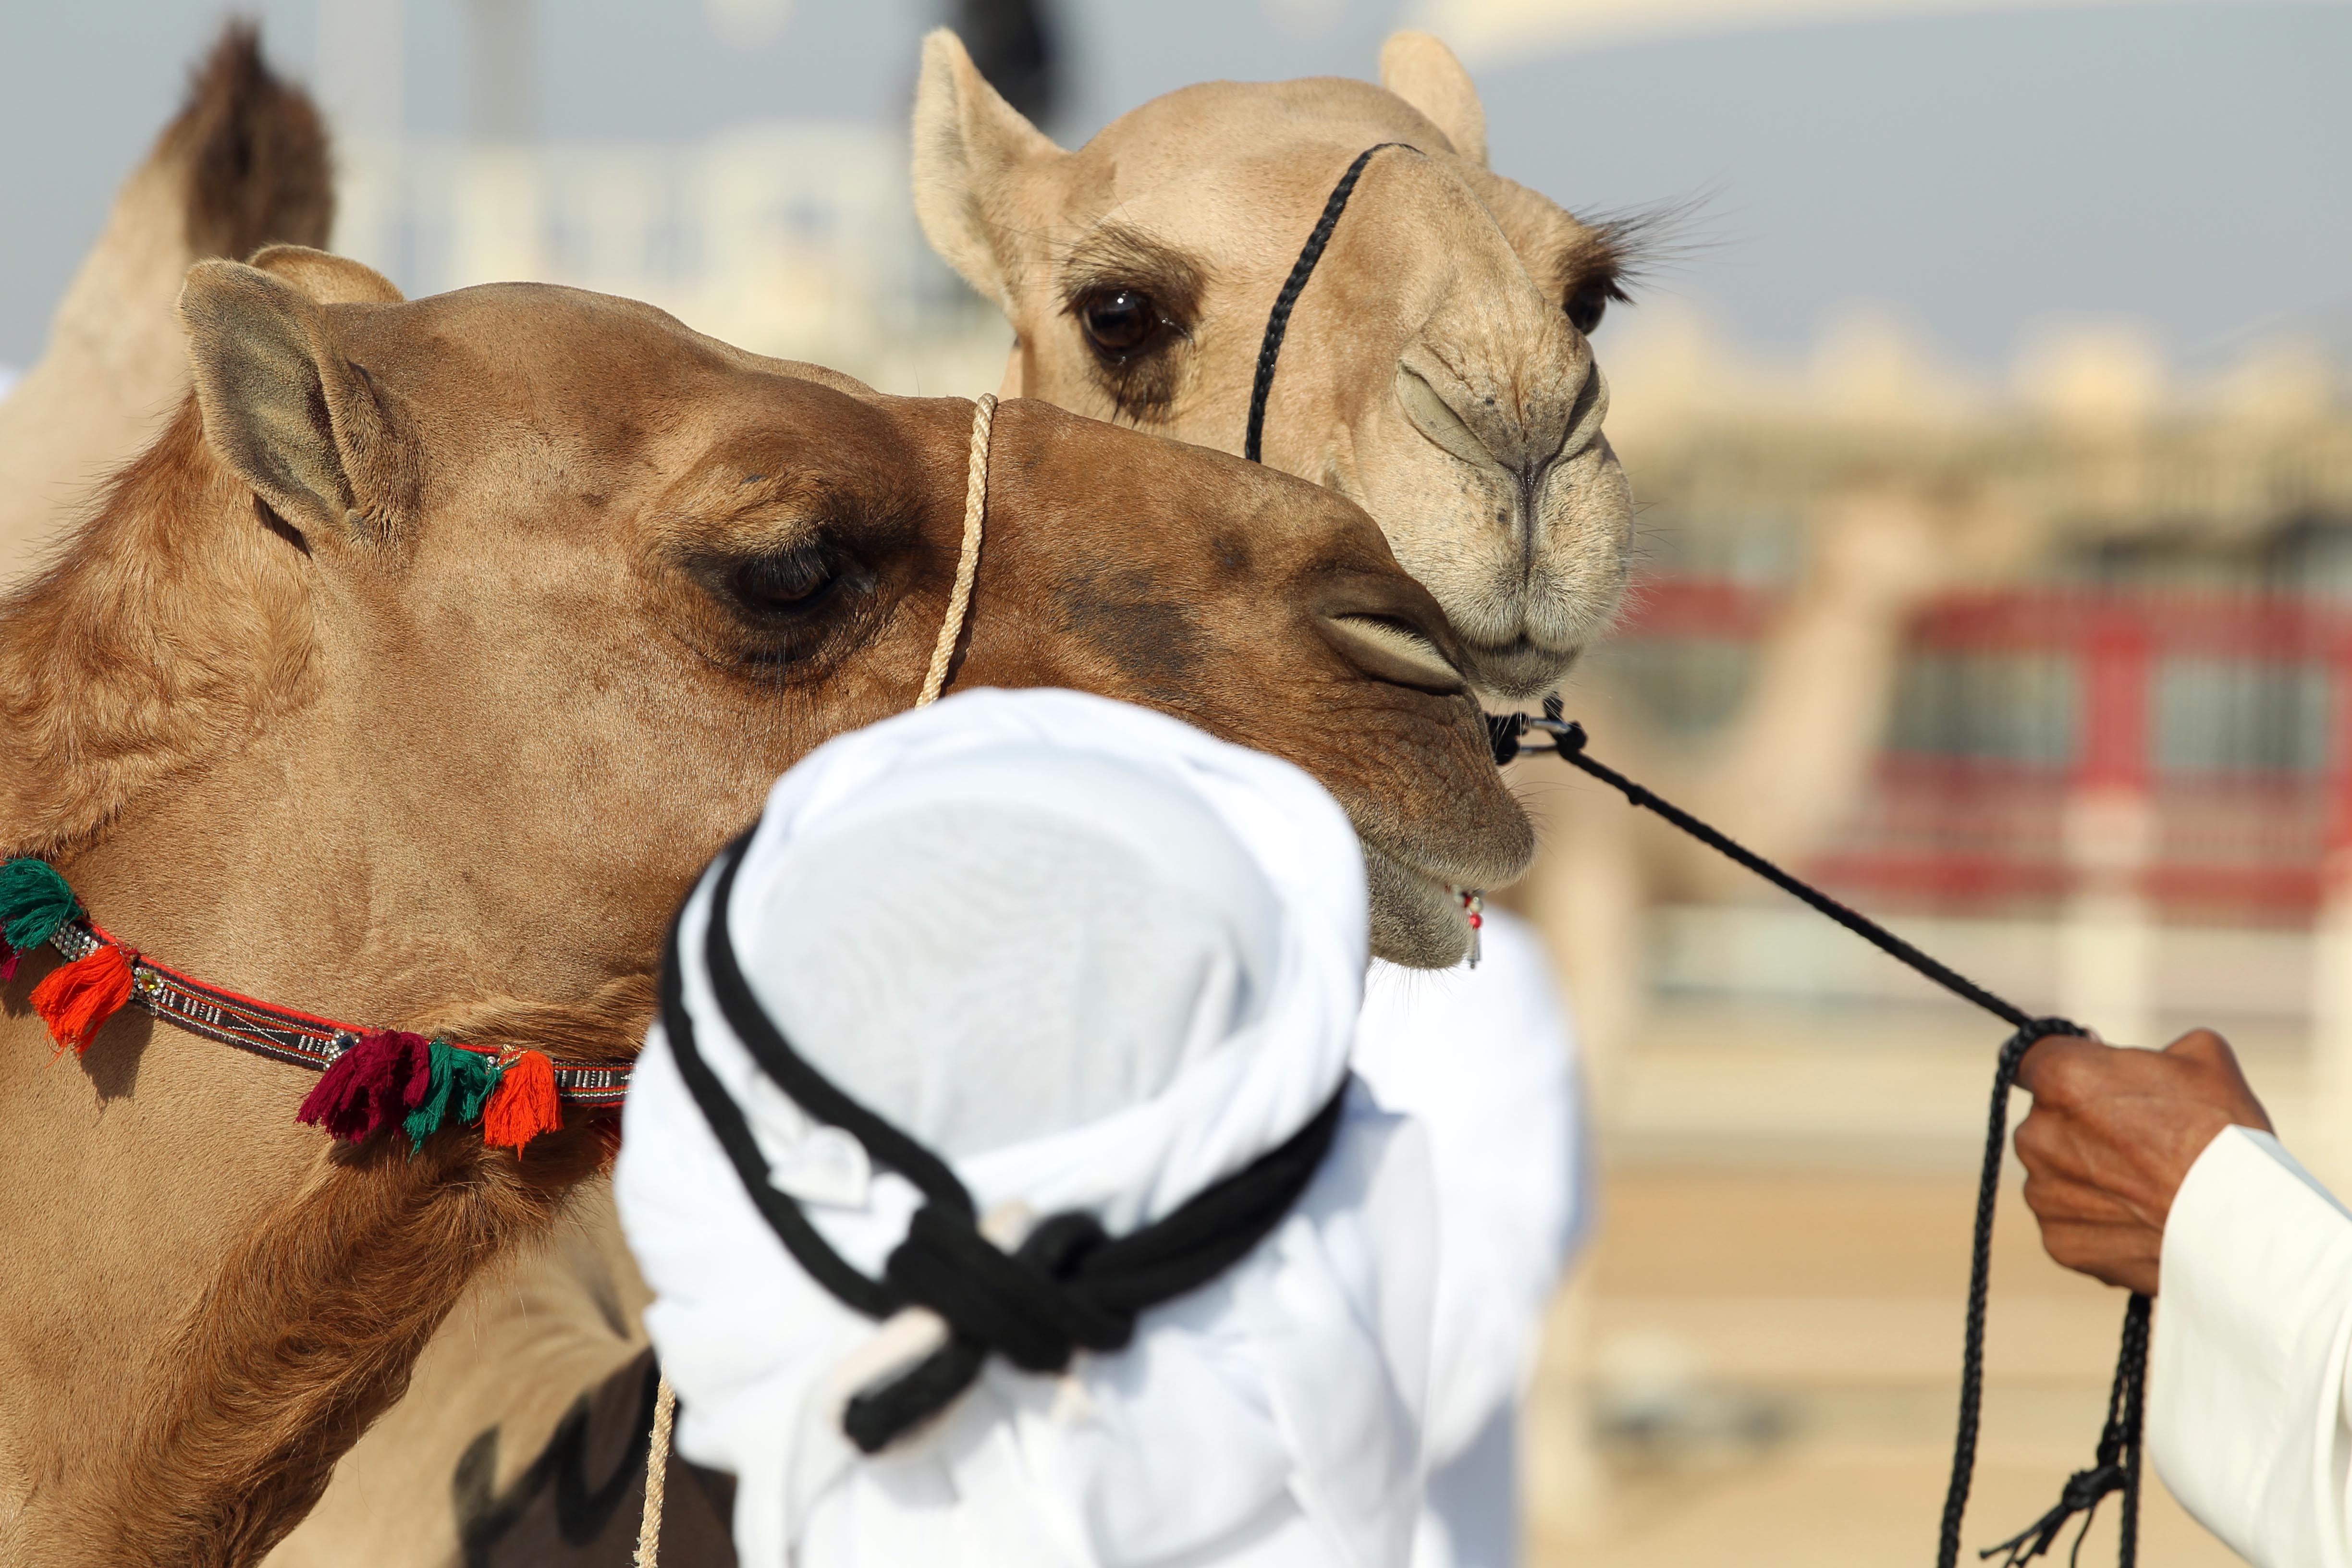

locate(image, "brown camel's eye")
(729, 548), (839, 616)
(1078, 289), (1162, 359)
(1565, 276), (1629, 336)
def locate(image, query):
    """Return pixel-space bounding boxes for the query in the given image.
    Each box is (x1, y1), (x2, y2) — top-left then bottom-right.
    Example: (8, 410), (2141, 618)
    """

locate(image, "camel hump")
(157, 22), (335, 263)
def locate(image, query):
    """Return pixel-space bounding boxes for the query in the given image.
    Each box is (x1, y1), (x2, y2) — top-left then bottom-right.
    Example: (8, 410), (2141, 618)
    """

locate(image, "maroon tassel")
(0, 942), (16, 982)
(297, 1029), (434, 1142)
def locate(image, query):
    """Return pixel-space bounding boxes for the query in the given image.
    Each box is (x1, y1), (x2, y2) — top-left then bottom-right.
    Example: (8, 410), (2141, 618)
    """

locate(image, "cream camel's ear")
(911, 28), (1064, 305)
(178, 258), (414, 540)
(248, 244), (404, 305)
(1379, 31), (1487, 167)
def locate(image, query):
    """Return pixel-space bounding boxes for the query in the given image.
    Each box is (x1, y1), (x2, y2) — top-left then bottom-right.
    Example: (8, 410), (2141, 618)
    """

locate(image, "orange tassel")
(482, 1049), (561, 1153)
(31, 944), (135, 1057)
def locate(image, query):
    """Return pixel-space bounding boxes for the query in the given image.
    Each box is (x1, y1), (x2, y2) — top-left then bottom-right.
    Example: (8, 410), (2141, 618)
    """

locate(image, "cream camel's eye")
(1565, 276), (1627, 336)
(1078, 289), (1162, 358)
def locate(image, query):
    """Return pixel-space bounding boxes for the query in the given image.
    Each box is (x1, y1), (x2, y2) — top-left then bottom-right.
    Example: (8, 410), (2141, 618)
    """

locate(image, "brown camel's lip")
(1360, 840), (1476, 965)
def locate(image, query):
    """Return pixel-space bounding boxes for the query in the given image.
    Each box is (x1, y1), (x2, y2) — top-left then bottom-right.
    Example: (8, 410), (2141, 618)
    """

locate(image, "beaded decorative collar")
(1, 857), (620, 1152)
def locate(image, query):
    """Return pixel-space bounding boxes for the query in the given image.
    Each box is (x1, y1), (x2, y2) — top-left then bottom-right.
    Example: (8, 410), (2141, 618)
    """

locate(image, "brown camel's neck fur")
(0, 252), (1523, 1565)
(0, 407), (640, 1562)
(1, 407), (313, 859)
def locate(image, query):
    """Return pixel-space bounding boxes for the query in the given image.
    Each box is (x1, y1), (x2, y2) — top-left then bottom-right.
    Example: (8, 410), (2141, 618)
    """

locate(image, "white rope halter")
(919, 392), (998, 708)
(634, 390), (1000, 1567)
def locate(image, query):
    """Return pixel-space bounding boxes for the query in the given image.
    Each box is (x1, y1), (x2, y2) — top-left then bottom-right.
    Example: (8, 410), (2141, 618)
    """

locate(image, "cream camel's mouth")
(1461, 635), (1580, 701)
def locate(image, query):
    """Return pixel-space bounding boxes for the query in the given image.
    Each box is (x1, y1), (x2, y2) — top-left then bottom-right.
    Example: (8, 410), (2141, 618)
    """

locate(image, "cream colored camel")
(909, 41), (2034, 1544)
(913, 29), (1634, 701)
(0, 24), (330, 589)
(928, 30), (2024, 1039)
(0, 245), (1528, 1565)
(901, 28), (2000, 1023)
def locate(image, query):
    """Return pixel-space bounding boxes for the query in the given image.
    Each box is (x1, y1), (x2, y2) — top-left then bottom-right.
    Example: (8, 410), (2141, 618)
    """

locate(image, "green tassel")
(0, 859), (81, 953)
(456, 1049), (506, 1124)
(404, 1040), (507, 1151)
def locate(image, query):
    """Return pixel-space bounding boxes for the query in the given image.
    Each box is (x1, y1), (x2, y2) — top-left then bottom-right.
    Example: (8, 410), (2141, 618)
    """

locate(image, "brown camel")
(0, 245), (1527, 1566)
(272, 37), (1639, 1564)
(0, 24), (331, 589)
(911, 29), (1636, 701)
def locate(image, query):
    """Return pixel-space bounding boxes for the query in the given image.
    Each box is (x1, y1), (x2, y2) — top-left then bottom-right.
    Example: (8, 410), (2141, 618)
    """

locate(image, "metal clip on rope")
(1492, 705), (2151, 1568)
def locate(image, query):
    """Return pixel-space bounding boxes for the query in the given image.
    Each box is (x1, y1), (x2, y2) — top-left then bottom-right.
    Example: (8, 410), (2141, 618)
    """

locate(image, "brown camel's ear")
(1379, 31), (1487, 167)
(248, 244), (404, 305)
(911, 28), (1064, 306)
(177, 258), (415, 542)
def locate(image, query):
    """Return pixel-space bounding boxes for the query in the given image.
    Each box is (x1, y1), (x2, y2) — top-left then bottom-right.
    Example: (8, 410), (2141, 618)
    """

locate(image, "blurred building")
(330, 130), (1007, 396)
(1525, 315), (2352, 1566)
(1584, 308), (2352, 1144)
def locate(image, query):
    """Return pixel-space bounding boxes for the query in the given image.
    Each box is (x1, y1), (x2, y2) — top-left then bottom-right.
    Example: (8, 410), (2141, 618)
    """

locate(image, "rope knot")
(1979, 1463), (2128, 1567)
(885, 1204), (1134, 1373)
(838, 1205), (1138, 1454)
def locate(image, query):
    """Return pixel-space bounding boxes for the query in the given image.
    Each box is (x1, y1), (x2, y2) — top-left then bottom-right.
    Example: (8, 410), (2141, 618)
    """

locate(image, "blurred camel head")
(0, 23), (331, 586)
(914, 29), (1637, 699)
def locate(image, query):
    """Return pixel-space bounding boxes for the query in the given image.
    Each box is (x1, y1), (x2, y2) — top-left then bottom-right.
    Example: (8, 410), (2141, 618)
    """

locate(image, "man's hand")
(2012, 1029), (2274, 1296)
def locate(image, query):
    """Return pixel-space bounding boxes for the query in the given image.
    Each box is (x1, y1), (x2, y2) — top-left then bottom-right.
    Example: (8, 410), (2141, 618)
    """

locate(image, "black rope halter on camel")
(1245, 144), (2152, 1567)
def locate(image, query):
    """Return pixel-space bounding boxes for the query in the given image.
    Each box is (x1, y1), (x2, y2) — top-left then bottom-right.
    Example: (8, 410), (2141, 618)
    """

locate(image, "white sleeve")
(2151, 1125), (2352, 1568)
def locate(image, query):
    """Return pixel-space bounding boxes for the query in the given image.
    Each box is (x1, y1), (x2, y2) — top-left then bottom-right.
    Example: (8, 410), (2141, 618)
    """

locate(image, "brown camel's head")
(913, 29), (1636, 700)
(10, 247), (1525, 971)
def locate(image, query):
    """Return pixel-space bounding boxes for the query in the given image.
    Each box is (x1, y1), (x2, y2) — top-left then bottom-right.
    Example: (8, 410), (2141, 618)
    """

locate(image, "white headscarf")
(616, 688), (1435, 1568)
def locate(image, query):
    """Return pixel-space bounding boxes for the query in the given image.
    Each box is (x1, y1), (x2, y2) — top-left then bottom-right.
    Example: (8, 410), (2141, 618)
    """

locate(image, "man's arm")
(2012, 1028), (2274, 1295)
(2017, 1028), (2352, 1567)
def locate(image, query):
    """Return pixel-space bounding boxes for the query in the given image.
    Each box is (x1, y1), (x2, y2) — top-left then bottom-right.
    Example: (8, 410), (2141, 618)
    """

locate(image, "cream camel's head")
(914, 29), (1636, 699)
(5, 248), (1525, 971)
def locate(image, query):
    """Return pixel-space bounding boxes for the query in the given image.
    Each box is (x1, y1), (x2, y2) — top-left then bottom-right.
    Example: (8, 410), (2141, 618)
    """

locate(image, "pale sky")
(1, 0), (2346, 373)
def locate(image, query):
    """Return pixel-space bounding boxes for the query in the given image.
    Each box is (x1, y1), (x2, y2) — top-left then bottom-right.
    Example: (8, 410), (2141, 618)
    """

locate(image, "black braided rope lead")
(1947, 1018), (2089, 1566)
(1490, 710), (2155, 1566)
(1243, 142), (1409, 464)
(1980, 1294), (2152, 1568)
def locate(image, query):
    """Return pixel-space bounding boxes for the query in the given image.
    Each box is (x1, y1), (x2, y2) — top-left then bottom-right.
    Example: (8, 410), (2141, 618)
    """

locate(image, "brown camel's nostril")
(1318, 612), (1469, 697)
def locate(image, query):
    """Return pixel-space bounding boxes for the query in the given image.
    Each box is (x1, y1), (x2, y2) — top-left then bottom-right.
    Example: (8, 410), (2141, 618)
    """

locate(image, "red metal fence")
(1616, 577), (2352, 924)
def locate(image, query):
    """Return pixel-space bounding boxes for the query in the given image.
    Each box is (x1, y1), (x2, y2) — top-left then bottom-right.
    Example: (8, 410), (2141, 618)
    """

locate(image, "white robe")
(2151, 1124), (2352, 1566)
(1352, 908), (1589, 1568)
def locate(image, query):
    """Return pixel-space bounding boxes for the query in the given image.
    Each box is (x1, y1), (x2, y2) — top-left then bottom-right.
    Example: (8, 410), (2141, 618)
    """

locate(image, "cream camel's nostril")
(1554, 361), (1610, 467)
(1320, 612), (1469, 696)
(1395, 364), (1497, 471)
